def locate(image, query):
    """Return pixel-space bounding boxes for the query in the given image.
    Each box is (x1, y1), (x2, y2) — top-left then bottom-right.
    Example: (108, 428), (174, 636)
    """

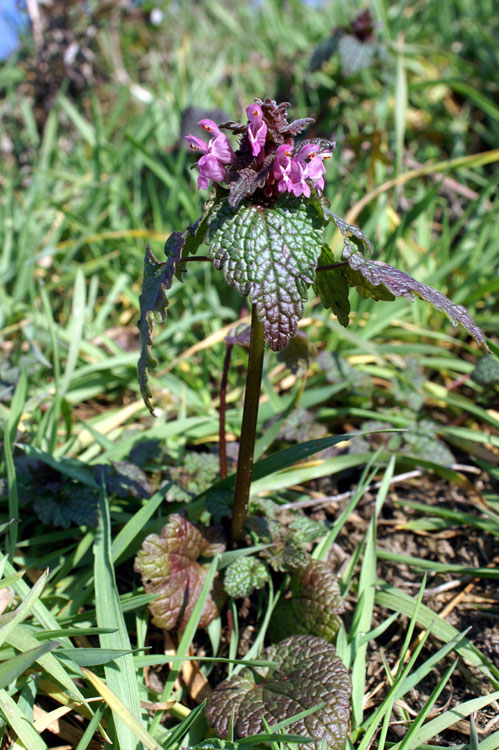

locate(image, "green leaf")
(0, 641), (59, 690)
(205, 634), (351, 750)
(208, 196), (325, 350)
(338, 35), (379, 76)
(223, 556), (269, 598)
(0, 689), (47, 750)
(269, 560), (344, 643)
(0, 569), (49, 648)
(471, 354), (499, 386)
(134, 514), (226, 631)
(94, 485), (144, 750)
(56, 647), (135, 667)
(342, 244), (489, 351)
(390, 690), (499, 750)
(167, 451), (220, 503)
(277, 332), (314, 377)
(313, 245), (350, 326)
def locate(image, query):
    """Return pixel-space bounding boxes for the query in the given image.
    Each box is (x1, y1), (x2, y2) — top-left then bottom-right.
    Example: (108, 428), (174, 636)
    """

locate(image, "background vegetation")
(0, 0), (498, 748)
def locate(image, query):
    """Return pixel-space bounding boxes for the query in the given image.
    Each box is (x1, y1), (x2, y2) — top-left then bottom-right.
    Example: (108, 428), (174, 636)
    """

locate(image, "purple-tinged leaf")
(205, 634), (351, 750)
(324, 208), (374, 257)
(208, 196), (326, 351)
(137, 201), (216, 414)
(343, 245), (490, 351)
(137, 240), (181, 415)
(134, 513), (226, 631)
(225, 323), (252, 347)
(269, 560), (344, 643)
(227, 153), (275, 209)
(219, 120), (248, 135)
(279, 117), (315, 139)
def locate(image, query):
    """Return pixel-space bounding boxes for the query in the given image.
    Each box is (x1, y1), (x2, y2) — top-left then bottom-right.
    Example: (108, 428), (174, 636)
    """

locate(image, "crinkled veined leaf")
(404, 420), (455, 467)
(246, 515), (308, 572)
(166, 451), (219, 503)
(205, 634), (351, 750)
(33, 483), (99, 528)
(223, 556), (269, 598)
(205, 488), (234, 522)
(342, 244), (490, 351)
(269, 560), (344, 643)
(138, 203), (215, 413)
(134, 513), (226, 631)
(288, 516), (328, 544)
(312, 245), (350, 327)
(324, 208), (374, 257)
(278, 407), (327, 443)
(208, 196), (326, 351)
(338, 34), (379, 76)
(471, 354), (499, 386)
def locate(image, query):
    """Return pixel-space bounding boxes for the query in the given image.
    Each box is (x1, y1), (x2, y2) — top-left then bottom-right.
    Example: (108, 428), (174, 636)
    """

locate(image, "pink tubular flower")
(185, 119), (236, 190)
(288, 157), (310, 198)
(296, 143), (332, 193)
(273, 144), (294, 193)
(273, 142), (333, 197)
(246, 104), (267, 157)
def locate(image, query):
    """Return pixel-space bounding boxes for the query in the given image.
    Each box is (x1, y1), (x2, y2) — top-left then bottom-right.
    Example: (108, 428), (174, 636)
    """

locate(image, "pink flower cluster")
(185, 119), (236, 190)
(185, 104), (333, 198)
(271, 143), (332, 198)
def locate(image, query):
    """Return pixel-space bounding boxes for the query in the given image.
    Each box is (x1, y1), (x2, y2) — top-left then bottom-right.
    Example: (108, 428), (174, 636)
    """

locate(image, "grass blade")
(93, 480), (144, 749)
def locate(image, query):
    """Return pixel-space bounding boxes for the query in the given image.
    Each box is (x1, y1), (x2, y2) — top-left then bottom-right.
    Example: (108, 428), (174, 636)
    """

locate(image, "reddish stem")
(219, 343), (233, 480)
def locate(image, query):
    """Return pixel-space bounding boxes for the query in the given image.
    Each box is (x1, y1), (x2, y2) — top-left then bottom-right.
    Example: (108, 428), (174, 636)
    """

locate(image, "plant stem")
(219, 342), (233, 480)
(316, 261), (348, 272)
(231, 305), (265, 544)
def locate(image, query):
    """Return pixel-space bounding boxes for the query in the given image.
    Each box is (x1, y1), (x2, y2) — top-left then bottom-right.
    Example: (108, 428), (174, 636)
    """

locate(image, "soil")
(320, 472), (499, 745)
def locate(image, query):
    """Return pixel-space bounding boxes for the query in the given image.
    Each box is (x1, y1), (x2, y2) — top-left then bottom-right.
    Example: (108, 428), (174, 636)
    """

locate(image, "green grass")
(0, 0), (498, 747)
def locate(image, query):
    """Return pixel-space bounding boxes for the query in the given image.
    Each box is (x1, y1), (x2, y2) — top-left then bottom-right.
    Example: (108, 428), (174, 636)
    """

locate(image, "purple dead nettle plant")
(137, 97), (488, 543)
(134, 97), (489, 749)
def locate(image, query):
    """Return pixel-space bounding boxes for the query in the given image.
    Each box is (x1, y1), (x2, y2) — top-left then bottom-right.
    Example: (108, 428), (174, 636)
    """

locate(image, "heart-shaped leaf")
(208, 196), (325, 351)
(269, 560), (345, 643)
(223, 556), (269, 598)
(134, 513), (226, 631)
(205, 634), (351, 750)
